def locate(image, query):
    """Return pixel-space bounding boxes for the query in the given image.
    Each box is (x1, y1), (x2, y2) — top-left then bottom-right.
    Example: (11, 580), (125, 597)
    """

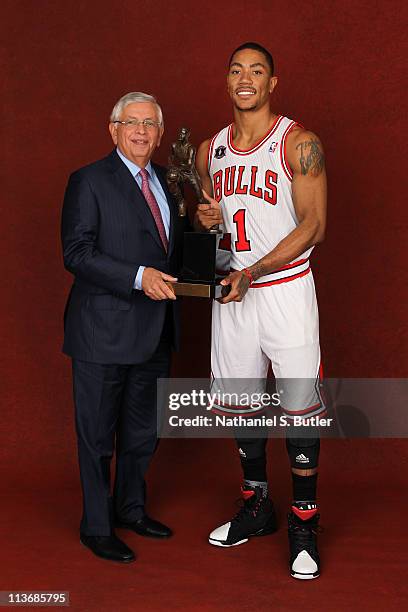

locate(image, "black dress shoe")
(116, 516), (173, 539)
(80, 533), (136, 563)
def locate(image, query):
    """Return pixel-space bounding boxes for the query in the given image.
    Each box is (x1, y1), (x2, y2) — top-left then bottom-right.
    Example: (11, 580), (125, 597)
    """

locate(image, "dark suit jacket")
(61, 149), (188, 364)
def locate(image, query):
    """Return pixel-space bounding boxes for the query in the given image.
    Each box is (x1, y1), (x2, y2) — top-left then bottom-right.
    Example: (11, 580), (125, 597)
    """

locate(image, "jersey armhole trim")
(208, 130), (222, 173)
(280, 121), (304, 181)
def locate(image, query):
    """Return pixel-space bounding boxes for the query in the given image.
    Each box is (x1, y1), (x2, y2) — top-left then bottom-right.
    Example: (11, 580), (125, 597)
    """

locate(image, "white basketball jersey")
(208, 115), (313, 286)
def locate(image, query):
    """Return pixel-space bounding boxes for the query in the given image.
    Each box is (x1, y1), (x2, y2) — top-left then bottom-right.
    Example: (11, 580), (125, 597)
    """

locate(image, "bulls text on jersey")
(212, 165), (278, 206)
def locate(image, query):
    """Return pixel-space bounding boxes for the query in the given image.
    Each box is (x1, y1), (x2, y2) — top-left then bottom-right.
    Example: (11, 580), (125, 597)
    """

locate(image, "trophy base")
(165, 281), (224, 299)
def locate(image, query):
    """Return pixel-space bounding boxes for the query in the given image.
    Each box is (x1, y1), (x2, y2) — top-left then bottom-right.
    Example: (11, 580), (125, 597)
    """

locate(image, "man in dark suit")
(62, 92), (187, 563)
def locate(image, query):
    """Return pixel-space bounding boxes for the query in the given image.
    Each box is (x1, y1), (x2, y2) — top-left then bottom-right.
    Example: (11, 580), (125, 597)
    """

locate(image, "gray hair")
(110, 91), (163, 125)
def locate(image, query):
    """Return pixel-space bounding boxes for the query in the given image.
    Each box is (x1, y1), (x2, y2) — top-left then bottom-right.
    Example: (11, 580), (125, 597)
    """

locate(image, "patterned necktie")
(139, 168), (168, 252)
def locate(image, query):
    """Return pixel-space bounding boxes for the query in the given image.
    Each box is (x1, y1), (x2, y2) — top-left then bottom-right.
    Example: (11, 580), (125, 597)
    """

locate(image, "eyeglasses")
(113, 119), (161, 130)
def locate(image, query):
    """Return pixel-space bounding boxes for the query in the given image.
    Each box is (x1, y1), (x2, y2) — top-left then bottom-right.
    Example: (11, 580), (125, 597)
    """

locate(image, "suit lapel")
(108, 150), (166, 252)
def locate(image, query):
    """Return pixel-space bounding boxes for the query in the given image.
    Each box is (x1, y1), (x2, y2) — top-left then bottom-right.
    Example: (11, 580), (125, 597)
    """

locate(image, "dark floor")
(1, 439), (407, 611)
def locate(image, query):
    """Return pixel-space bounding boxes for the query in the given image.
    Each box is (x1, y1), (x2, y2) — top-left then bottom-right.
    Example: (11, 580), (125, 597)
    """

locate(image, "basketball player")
(195, 42), (327, 579)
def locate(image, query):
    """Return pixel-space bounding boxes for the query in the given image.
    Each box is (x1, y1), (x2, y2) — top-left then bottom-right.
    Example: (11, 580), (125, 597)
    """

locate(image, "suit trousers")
(72, 316), (172, 536)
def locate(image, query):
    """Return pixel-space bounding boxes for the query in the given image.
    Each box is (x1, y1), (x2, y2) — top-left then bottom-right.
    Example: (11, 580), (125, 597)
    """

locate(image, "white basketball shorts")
(211, 272), (326, 419)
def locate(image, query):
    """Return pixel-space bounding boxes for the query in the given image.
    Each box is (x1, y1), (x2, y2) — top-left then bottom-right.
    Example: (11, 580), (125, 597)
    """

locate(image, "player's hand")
(218, 270), (251, 304)
(142, 268), (177, 301)
(195, 189), (224, 230)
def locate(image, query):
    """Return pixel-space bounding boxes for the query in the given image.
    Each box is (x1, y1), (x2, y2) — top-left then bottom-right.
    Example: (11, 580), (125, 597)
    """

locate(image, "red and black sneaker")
(209, 485), (277, 547)
(288, 501), (321, 579)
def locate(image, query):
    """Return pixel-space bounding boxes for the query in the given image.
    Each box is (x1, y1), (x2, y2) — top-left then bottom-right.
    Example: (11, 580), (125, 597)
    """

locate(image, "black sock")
(240, 455), (267, 482)
(292, 472), (318, 502)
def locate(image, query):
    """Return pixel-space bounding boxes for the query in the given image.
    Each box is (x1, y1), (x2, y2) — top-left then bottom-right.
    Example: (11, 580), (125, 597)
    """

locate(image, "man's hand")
(195, 189), (223, 231)
(218, 270), (250, 304)
(142, 268), (177, 300)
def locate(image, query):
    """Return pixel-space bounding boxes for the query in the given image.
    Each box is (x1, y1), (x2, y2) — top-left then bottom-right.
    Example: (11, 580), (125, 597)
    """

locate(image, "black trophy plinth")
(166, 231), (231, 298)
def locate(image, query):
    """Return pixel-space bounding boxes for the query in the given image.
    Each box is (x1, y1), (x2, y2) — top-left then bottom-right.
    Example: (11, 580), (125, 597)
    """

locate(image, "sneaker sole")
(291, 571), (320, 580)
(209, 525), (277, 547)
(209, 537), (248, 547)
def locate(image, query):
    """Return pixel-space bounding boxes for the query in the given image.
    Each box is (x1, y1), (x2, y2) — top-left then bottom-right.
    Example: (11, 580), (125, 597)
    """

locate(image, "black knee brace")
(285, 432), (320, 470)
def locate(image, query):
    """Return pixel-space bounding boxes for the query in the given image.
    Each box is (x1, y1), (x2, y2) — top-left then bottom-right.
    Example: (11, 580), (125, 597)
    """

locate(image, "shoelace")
(288, 516), (322, 555)
(232, 496), (263, 523)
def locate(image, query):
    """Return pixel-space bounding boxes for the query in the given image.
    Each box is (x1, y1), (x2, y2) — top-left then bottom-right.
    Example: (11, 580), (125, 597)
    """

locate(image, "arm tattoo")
(248, 262), (267, 282)
(296, 139), (325, 176)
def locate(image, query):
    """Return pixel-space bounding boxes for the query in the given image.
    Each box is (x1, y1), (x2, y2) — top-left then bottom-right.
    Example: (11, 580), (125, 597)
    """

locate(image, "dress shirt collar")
(116, 147), (153, 178)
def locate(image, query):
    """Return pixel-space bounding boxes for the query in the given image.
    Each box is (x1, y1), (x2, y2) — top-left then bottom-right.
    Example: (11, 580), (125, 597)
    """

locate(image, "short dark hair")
(229, 42), (274, 75)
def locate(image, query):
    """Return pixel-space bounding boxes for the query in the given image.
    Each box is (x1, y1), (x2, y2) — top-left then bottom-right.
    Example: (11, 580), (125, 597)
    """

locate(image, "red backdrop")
(1, 0), (407, 502)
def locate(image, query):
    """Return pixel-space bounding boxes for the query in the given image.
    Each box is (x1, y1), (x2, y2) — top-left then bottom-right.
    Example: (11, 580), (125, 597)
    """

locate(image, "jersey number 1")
(233, 209), (251, 252)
